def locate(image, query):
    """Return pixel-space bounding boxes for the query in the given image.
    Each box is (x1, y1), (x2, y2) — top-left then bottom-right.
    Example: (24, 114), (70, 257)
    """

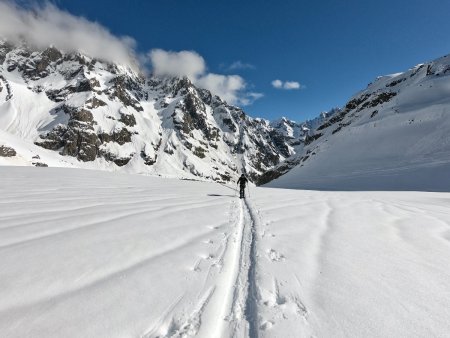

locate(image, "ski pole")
(247, 185), (251, 198)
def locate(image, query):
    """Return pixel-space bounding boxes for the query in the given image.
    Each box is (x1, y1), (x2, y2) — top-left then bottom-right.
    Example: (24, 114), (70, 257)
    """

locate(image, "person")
(237, 174), (248, 199)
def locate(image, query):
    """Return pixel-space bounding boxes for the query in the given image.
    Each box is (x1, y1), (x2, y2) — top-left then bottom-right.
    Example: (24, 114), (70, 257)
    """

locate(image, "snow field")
(1, 167), (450, 337)
(251, 189), (450, 337)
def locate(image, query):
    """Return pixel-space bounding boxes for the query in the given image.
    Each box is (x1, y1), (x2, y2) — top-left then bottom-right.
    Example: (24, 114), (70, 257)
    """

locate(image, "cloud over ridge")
(149, 49), (206, 79)
(149, 49), (262, 106)
(0, 1), (137, 66)
(0, 1), (262, 106)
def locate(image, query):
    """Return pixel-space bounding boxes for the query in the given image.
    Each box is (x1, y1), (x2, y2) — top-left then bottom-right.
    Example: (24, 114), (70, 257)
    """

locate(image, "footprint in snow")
(192, 259), (201, 272)
(268, 249), (285, 262)
(260, 320), (274, 330)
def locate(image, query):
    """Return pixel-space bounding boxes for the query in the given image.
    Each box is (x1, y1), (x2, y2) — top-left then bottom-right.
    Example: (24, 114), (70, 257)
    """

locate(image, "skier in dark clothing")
(237, 174), (248, 199)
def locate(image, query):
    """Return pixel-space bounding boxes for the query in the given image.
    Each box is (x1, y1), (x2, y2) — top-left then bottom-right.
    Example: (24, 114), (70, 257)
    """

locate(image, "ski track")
(117, 191), (450, 338)
(242, 199), (262, 338)
(146, 197), (264, 338)
(146, 194), (314, 338)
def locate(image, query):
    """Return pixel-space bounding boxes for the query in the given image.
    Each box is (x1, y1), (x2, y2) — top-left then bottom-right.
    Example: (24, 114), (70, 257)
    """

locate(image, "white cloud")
(271, 79), (283, 88)
(284, 81), (301, 89)
(271, 79), (304, 90)
(195, 73), (262, 106)
(148, 49), (206, 79)
(196, 73), (245, 104)
(149, 49), (263, 106)
(227, 61), (255, 71)
(239, 92), (264, 106)
(0, 1), (137, 67)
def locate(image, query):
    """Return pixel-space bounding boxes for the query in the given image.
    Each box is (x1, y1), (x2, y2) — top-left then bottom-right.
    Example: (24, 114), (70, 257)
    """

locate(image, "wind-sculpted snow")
(1, 167), (450, 337)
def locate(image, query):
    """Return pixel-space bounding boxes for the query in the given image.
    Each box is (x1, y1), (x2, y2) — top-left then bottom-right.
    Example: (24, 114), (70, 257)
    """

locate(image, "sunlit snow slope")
(1, 167), (450, 337)
(265, 56), (450, 190)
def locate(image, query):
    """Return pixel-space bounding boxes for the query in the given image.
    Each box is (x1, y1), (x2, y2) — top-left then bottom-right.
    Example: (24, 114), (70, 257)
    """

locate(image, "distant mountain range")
(1, 39), (450, 189)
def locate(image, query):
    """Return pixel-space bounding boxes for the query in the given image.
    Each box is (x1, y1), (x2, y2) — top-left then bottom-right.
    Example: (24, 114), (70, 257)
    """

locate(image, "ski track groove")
(154, 197), (263, 338)
(196, 198), (248, 338)
(213, 198), (260, 338)
(227, 199), (252, 337)
(242, 199), (260, 338)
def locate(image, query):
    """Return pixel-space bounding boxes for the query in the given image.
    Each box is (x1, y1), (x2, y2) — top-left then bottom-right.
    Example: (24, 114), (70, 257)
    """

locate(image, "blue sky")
(39, 0), (450, 120)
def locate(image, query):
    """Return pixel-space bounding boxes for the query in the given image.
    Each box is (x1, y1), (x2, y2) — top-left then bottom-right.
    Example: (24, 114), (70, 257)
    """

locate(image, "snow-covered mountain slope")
(0, 40), (307, 182)
(263, 55), (450, 190)
(1, 167), (450, 337)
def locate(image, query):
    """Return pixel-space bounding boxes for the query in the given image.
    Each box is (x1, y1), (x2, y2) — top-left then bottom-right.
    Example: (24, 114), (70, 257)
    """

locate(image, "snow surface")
(1, 167), (450, 337)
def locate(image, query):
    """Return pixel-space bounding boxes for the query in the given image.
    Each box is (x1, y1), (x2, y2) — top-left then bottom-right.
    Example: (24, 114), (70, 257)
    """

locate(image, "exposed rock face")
(32, 161), (48, 167)
(119, 113), (136, 127)
(256, 157), (302, 185)
(36, 107), (100, 162)
(0, 74), (13, 101)
(99, 128), (132, 145)
(0, 145), (16, 157)
(99, 149), (133, 167)
(61, 128), (99, 162)
(0, 42), (13, 64)
(106, 75), (144, 112)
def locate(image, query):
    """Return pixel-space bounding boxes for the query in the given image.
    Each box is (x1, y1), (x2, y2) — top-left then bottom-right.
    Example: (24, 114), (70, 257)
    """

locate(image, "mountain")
(0, 40), (309, 182)
(262, 55), (450, 191)
(3, 39), (449, 190)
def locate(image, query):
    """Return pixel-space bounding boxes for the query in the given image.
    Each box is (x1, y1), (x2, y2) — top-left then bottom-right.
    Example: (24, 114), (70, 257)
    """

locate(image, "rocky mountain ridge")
(0, 40), (318, 182)
(262, 53), (450, 189)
